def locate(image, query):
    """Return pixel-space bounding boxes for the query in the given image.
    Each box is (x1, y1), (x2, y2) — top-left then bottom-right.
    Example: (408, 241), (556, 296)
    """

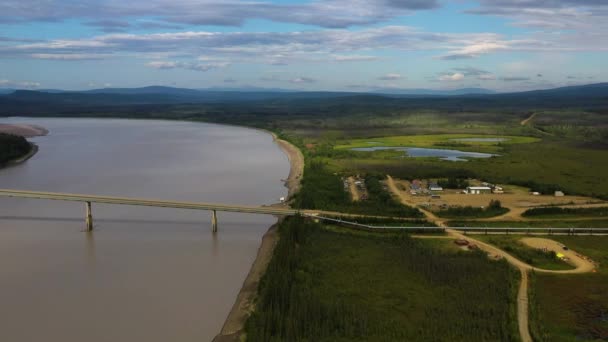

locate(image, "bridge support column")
(85, 201), (93, 232)
(211, 210), (218, 233)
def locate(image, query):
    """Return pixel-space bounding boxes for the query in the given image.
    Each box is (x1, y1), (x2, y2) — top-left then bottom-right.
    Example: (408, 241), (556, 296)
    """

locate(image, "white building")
(466, 186), (492, 194)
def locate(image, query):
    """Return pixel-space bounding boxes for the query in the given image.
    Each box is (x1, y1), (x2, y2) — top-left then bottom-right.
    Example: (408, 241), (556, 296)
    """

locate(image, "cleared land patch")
(529, 236), (608, 341)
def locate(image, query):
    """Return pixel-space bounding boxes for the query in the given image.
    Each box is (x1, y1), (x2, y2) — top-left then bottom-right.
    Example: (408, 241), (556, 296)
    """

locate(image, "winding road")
(386, 175), (597, 342)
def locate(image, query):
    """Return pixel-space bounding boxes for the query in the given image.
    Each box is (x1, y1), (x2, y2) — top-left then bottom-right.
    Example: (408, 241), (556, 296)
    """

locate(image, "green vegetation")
(523, 206), (608, 219)
(293, 160), (423, 218)
(0, 133), (32, 165)
(336, 134), (539, 153)
(474, 235), (574, 271)
(437, 177), (470, 189)
(246, 216), (519, 341)
(529, 237), (608, 341)
(448, 220), (608, 229)
(436, 200), (509, 219)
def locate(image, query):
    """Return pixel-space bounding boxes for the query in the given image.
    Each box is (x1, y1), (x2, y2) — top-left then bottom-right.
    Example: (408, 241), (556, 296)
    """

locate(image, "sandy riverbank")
(0, 123), (48, 137)
(213, 134), (303, 341)
(272, 133), (304, 199)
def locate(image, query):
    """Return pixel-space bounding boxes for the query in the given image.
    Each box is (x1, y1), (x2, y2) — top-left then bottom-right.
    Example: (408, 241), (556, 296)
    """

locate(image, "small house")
(555, 191), (565, 197)
(466, 186), (492, 194)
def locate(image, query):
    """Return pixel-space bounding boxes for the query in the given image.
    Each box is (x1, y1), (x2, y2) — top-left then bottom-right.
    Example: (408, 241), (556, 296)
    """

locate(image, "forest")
(0, 133), (31, 165)
(246, 216), (519, 341)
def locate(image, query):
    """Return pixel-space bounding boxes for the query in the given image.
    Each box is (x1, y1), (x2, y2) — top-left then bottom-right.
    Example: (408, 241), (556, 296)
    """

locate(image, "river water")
(0, 118), (290, 342)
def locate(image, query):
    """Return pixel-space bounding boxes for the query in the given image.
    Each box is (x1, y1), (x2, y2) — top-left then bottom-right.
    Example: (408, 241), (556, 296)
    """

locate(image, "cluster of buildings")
(409, 180), (443, 197)
(409, 179), (508, 196)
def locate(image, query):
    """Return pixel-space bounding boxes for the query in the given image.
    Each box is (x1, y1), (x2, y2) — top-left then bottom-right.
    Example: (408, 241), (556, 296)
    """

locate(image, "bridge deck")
(0, 189), (299, 216)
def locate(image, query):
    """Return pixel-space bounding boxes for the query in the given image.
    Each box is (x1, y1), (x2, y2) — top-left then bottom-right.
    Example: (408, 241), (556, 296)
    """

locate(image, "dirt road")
(348, 177), (361, 201)
(386, 176), (597, 342)
(520, 113), (537, 126)
(386, 175), (443, 223)
(520, 237), (596, 273)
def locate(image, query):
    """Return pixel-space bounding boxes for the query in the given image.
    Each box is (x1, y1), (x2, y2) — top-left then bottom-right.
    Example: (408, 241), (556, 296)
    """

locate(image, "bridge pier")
(85, 201), (93, 232)
(211, 210), (218, 233)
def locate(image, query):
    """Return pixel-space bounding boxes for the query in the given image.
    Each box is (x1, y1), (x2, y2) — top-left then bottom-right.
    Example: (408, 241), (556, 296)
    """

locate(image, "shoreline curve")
(213, 132), (303, 341)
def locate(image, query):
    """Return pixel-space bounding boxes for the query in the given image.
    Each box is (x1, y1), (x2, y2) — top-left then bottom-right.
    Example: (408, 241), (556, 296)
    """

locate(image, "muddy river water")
(0, 118), (290, 341)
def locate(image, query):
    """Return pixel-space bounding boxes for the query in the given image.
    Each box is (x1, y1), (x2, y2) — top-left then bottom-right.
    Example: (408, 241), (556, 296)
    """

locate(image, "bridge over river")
(1, 189), (606, 235)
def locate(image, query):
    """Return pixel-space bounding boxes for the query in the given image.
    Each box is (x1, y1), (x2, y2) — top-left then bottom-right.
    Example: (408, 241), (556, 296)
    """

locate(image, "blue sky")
(1, 0), (607, 91)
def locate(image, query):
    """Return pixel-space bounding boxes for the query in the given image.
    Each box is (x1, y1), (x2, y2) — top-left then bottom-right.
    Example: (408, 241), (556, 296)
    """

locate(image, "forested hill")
(0, 83), (607, 115)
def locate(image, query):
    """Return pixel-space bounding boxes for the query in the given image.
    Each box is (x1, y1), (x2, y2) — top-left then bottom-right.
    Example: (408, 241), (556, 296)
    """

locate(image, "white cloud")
(439, 73), (464, 81)
(146, 60), (229, 71)
(0, 79), (40, 88)
(290, 77), (316, 84)
(0, 0), (440, 28)
(378, 73), (402, 80)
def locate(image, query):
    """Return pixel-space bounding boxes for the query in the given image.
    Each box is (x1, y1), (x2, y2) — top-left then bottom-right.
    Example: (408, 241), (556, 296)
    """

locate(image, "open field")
(474, 236), (575, 271)
(246, 216), (519, 341)
(448, 220), (608, 229)
(529, 236), (608, 341)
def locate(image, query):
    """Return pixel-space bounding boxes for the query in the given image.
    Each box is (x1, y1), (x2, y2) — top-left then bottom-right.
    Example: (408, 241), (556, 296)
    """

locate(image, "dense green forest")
(246, 216), (519, 341)
(0, 133), (31, 165)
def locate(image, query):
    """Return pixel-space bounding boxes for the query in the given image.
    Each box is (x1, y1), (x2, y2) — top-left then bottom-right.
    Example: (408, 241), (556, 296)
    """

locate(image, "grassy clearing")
(246, 216), (520, 341)
(529, 236), (608, 341)
(336, 134), (539, 153)
(448, 220), (608, 229)
(522, 206), (608, 219)
(474, 235), (574, 271)
(435, 201), (509, 219)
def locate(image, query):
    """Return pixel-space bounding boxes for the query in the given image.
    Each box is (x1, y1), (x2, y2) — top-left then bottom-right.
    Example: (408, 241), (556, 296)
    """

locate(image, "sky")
(1, 0), (607, 92)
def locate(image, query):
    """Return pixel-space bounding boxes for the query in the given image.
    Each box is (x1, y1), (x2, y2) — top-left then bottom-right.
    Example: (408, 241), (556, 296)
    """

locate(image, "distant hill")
(373, 87), (496, 96)
(0, 83), (606, 115)
(0, 89), (15, 95)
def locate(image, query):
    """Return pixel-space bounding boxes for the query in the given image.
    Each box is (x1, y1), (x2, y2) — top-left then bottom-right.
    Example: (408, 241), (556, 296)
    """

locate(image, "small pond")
(351, 146), (497, 162)
(449, 138), (509, 142)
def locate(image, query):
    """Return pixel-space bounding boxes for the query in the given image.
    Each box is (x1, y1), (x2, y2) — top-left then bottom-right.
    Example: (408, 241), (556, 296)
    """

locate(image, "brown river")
(0, 118), (290, 341)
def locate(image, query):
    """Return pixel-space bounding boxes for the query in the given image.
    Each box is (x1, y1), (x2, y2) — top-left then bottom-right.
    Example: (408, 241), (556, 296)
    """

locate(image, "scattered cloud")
(146, 60), (229, 72)
(30, 53), (110, 60)
(477, 74), (497, 81)
(84, 20), (131, 33)
(439, 72), (465, 81)
(290, 77), (316, 84)
(0, 79), (40, 88)
(0, 0), (440, 28)
(378, 73), (402, 80)
(332, 55), (378, 62)
(501, 76), (531, 82)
